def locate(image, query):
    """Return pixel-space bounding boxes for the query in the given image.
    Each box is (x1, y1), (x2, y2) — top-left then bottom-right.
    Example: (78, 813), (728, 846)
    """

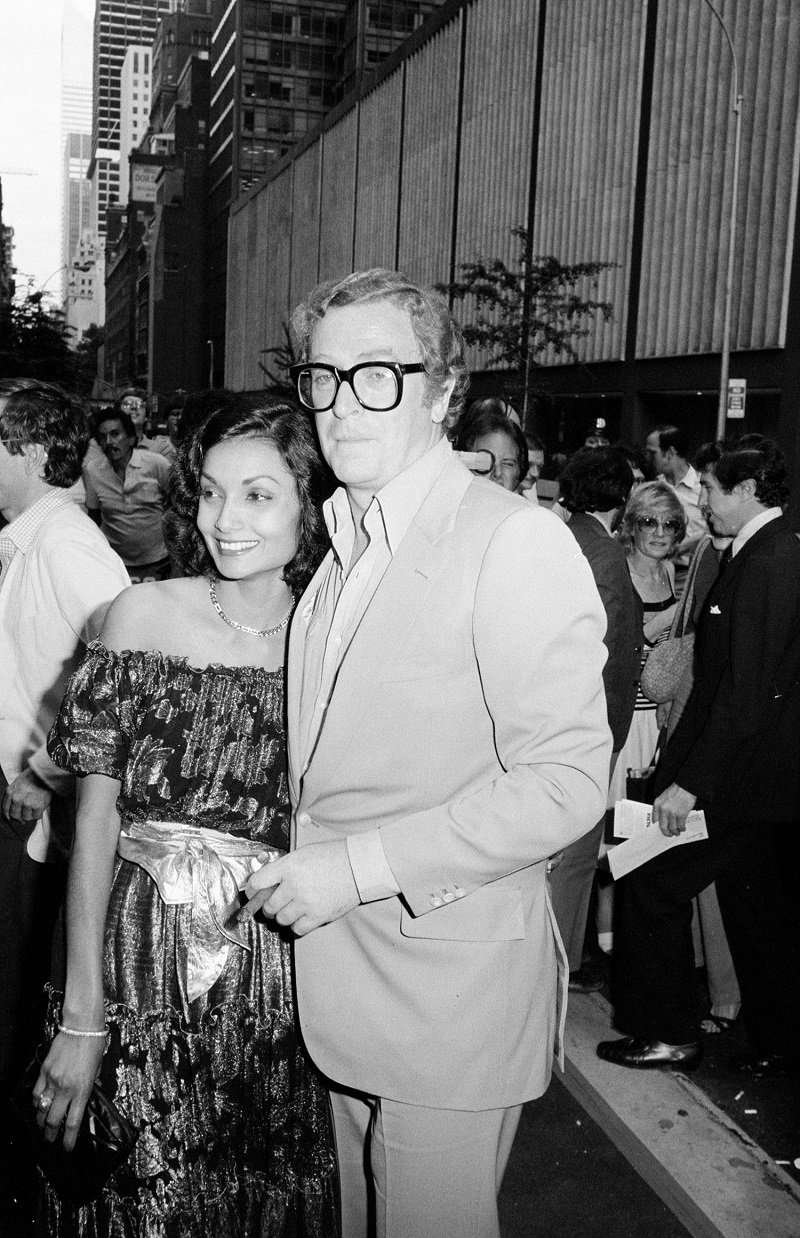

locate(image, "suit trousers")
(329, 1085), (522, 1238)
(549, 753), (618, 971)
(611, 814), (800, 1052)
(0, 819), (65, 1087)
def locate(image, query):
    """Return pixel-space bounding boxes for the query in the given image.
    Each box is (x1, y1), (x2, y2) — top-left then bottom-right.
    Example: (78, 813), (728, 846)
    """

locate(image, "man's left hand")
(241, 840), (360, 936)
(652, 783), (696, 837)
(3, 768), (53, 827)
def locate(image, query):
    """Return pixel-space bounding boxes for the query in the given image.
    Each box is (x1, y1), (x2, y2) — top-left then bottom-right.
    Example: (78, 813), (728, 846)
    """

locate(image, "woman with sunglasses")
(606, 480), (687, 811)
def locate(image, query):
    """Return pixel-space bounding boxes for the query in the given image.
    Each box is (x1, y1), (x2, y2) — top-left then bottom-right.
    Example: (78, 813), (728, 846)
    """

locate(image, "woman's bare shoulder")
(100, 577), (206, 653)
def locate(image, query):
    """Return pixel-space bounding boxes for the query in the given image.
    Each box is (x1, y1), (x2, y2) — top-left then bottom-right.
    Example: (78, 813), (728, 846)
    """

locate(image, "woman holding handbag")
(606, 481), (687, 811)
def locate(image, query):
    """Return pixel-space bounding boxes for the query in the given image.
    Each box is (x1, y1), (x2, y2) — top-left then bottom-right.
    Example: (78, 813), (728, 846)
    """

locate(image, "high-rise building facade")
(89, 0), (171, 245)
(119, 45), (153, 201)
(208, 0), (447, 386)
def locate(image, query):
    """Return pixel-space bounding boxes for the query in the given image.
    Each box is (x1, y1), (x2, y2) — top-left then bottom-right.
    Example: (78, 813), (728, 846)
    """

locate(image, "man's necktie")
(719, 543), (734, 571)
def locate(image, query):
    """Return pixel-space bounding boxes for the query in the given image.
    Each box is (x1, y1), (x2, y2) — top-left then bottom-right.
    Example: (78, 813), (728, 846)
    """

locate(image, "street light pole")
(698, 0), (744, 442)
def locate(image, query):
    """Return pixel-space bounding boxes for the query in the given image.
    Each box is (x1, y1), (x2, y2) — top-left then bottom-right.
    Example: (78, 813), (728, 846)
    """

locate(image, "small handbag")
(625, 729), (666, 806)
(639, 631), (695, 703)
(11, 1046), (138, 1205)
(639, 537), (709, 705)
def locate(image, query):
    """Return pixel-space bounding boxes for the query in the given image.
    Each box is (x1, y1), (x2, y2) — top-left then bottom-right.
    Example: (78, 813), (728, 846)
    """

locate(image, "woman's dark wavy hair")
(559, 446), (634, 513)
(164, 395), (331, 595)
(0, 379), (89, 487)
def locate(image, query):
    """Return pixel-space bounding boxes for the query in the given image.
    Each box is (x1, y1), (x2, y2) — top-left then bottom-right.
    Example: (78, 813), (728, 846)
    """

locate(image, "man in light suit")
(599, 436), (800, 1075)
(244, 269), (611, 1238)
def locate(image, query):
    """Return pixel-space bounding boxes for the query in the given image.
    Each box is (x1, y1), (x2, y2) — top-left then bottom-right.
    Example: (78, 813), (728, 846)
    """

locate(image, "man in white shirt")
(243, 269), (611, 1238)
(645, 425), (707, 586)
(84, 409), (171, 581)
(0, 380), (129, 1091)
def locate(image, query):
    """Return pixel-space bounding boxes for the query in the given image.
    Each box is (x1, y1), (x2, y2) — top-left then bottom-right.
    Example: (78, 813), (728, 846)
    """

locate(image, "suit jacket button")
(297, 812), (311, 828)
(430, 895), (443, 907)
(442, 891), (455, 903)
(454, 887), (466, 898)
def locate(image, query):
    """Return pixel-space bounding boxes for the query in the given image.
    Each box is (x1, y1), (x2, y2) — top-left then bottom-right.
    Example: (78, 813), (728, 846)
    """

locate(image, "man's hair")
(617, 479), (687, 552)
(164, 393), (331, 595)
(290, 268), (469, 428)
(454, 406), (528, 488)
(651, 424), (689, 460)
(94, 409), (136, 440)
(525, 431), (546, 454)
(114, 387), (148, 411)
(559, 447), (634, 513)
(701, 434), (788, 509)
(0, 379), (89, 488)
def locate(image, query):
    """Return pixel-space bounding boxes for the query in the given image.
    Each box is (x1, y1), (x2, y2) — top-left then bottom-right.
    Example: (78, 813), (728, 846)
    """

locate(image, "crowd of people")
(0, 267), (798, 1238)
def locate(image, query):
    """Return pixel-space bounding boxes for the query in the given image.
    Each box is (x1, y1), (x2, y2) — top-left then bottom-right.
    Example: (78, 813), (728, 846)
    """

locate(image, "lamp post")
(698, 0), (744, 442)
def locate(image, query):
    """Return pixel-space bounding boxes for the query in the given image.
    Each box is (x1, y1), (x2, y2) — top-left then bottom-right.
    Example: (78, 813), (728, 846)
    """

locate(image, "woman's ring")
(38, 1094), (53, 1110)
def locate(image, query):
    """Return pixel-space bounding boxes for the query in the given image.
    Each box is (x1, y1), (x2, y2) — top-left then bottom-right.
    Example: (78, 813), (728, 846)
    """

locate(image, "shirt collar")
(3, 487), (82, 553)
(732, 507), (782, 557)
(673, 464), (701, 496)
(324, 436), (452, 566)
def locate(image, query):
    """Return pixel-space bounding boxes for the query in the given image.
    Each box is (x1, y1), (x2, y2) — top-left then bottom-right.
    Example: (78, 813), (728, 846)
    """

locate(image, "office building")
(226, 0), (800, 498)
(89, 0), (170, 245)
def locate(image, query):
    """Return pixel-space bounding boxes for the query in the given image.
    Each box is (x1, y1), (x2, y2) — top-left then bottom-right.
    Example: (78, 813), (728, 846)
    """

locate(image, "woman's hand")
(32, 1031), (106, 1151)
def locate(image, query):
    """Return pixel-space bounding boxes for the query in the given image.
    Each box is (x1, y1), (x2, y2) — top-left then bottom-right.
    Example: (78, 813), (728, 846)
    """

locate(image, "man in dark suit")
(550, 448), (642, 990)
(599, 436), (800, 1075)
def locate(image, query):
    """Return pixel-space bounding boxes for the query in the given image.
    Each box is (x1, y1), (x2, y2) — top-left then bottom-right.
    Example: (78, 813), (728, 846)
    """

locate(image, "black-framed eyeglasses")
(289, 362), (426, 413)
(635, 516), (682, 535)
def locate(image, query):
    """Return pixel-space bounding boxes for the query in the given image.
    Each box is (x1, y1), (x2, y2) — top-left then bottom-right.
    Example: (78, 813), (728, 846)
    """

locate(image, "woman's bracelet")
(57, 1022), (107, 1039)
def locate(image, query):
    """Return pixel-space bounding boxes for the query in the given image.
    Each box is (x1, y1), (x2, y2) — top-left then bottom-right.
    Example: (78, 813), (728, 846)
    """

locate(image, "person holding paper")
(598, 436), (800, 1075)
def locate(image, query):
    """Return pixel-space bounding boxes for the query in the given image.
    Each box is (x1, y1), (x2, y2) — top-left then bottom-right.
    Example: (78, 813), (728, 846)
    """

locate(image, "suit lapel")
(287, 553), (333, 805)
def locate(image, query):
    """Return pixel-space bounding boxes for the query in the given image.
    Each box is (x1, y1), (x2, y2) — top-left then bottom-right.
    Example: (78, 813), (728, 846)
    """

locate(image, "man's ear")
(20, 442), (48, 477)
(430, 376), (457, 426)
(733, 476), (757, 502)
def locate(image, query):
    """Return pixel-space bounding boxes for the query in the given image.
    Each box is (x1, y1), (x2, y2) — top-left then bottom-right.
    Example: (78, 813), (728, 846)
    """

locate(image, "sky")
(0, 0), (94, 296)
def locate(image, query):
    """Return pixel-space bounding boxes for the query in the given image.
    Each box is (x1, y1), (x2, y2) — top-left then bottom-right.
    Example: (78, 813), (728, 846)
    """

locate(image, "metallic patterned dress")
(44, 641), (339, 1238)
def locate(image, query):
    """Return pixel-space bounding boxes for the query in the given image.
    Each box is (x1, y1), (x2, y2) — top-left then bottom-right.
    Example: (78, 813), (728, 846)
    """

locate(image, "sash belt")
(118, 819), (282, 1004)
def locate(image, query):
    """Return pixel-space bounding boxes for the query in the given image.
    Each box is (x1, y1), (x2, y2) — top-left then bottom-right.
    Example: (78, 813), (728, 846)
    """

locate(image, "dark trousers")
(611, 815), (800, 1053)
(0, 821), (65, 1089)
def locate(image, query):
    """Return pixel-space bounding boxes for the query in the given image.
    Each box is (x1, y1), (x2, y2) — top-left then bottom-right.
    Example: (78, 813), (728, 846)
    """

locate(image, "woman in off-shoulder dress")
(32, 397), (338, 1238)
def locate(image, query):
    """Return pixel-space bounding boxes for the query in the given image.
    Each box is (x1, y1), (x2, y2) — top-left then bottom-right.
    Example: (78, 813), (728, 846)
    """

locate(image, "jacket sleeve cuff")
(346, 831), (400, 903)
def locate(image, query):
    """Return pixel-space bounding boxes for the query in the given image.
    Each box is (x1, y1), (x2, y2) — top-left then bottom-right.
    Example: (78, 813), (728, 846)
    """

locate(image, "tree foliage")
(0, 292), (77, 386)
(257, 322), (299, 400)
(442, 226), (615, 405)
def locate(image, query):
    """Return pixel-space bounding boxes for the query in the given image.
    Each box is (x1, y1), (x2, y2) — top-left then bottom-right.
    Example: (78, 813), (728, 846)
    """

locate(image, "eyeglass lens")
(637, 517), (680, 533)
(297, 364), (401, 412)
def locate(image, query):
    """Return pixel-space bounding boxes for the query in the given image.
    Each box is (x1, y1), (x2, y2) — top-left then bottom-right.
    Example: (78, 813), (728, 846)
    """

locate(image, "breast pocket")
(400, 886), (525, 941)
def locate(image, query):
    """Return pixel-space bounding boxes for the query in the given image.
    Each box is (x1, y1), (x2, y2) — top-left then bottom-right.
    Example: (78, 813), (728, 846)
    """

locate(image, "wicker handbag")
(639, 537), (709, 704)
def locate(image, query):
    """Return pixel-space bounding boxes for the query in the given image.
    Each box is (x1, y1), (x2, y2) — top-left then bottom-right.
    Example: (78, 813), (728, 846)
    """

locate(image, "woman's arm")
(33, 772), (121, 1149)
(643, 602), (678, 644)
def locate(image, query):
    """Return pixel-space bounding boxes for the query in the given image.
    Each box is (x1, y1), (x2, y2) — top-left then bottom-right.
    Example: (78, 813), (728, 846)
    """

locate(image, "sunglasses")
(635, 516), (682, 535)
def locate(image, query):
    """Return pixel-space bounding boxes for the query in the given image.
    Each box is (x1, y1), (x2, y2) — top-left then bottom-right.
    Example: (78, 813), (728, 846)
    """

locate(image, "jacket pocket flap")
(400, 886), (524, 941)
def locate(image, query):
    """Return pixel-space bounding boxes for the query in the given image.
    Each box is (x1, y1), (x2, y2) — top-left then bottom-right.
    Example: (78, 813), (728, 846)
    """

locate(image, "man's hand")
(652, 783), (697, 837)
(241, 840), (360, 936)
(3, 768), (52, 827)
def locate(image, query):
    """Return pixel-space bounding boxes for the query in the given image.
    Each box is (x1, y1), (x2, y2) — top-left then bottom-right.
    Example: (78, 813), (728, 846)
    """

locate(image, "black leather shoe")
(568, 965), (604, 994)
(597, 1036), (703, 1071)
(731, 1052), (800, 1078)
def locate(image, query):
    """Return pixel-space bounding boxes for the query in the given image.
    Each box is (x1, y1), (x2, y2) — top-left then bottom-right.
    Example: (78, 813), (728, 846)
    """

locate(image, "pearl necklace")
(208, 579), (291, 638)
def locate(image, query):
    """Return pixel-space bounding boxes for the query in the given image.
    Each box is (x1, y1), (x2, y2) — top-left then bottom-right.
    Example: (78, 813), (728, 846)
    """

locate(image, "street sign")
(727, 378), (746, 419)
